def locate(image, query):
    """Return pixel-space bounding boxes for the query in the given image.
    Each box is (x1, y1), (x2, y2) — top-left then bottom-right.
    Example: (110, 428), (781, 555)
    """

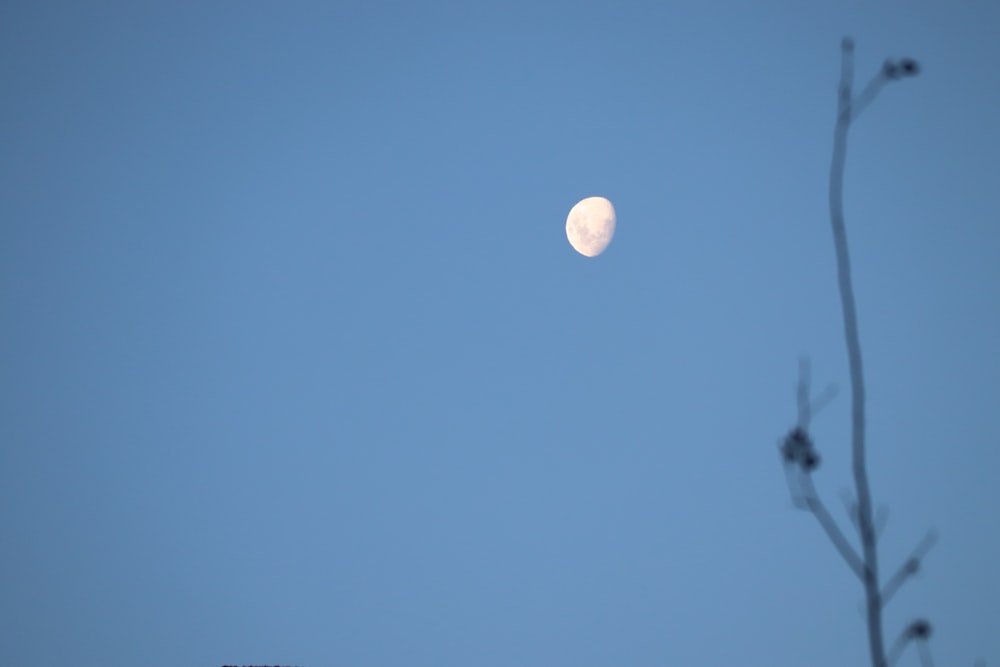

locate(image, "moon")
(566, 196), (616, 257)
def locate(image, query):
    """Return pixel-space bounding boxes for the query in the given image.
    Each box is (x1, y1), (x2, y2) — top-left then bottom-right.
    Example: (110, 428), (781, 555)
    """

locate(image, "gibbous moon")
(566, 196), (616, 257)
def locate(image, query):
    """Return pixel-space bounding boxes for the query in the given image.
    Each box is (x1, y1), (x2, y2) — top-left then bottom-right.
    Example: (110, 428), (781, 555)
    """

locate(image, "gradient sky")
(2, 2), (998, 666)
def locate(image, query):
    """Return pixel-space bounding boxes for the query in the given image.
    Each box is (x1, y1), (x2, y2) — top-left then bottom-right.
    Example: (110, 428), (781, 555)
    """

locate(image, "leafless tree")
(779, 38), (937, 667)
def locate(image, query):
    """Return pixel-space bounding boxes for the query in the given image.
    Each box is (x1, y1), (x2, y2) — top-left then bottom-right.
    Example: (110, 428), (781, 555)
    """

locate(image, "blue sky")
(1, 2), (998, 666)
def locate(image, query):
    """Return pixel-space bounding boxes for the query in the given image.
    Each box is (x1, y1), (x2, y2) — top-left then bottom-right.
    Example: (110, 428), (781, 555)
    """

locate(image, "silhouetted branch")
(795, 357), (838, 429)
(782, 360), (864, 578)
(917, 638), (935, 667)
(830, 37), (887, 667)
(874, 504), (889, 540)
(849, 59), (919, 123)
(848, 72), (887, 123)
(839, 489), (888, 540)
(886, 628), (907, 666)
(881, 530), (938, 608)
(887, 620), (933, 667)
(797, 475), (865, 579)
(797, 357), (812, 427)
(809, 383), (838, 423)
(780, 37), (922, 667)
(840, 487), (860, 530)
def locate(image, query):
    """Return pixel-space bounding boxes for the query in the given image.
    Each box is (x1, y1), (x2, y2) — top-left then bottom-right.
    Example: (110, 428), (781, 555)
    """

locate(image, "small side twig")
(887, 620), (933, 667)
(782, 359), (864, 579)
(795, 357), (838, 429)
(880, 530), (939, 608)
(840, 487), (860, 530)
(798, 476), (865, 579)
(849, 58), (919, 123)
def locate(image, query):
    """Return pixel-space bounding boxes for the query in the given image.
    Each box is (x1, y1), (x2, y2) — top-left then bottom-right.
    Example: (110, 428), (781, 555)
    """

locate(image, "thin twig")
(797, 357), (839, 427)
(829, 37), (886, 667)
(887, 621), (932, 667)
(790, 359), (864, 577)
(810, 384), (839, 421)
(849, 71), (889, 123)
(881, 530), (939, 608)
(886, 629), (909, 667)
(917, 640), (935, 667)
(797, 357), (812, 428)
(840, 487), (860, 530)
(799, 475), (866, 579)
(874, 504), (889, 540)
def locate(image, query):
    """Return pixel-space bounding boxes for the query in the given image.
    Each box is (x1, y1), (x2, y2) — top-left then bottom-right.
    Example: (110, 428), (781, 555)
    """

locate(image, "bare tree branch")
(781, 37), (923, 667)
(881, 530), (939, 608)
(839, 486), (860, 530)
(886, 630), (908, 666)
(887, 621), (933, 667)
(848, 71), (888, 123)
(917, 639), (935, 667)
(849, 59), (919, 122)
(874, 504), (889, 540)
(797, 356), (812, 428)
(886, 629), (909, 667)
(810, 383), (839, 422)
(795, 357), (838, 429)
(829, 36), (888, 667)
(798, 475), (866, 579)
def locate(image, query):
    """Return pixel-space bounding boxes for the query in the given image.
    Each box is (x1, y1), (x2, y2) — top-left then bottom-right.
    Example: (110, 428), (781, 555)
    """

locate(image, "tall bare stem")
(829, 37), (885, 667)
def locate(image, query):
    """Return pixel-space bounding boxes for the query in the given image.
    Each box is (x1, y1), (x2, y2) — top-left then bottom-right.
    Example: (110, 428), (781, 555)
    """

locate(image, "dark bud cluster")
(884, 58), (921, 80)
(781, 427), (821, 472)
(907, 619), (932, 640)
